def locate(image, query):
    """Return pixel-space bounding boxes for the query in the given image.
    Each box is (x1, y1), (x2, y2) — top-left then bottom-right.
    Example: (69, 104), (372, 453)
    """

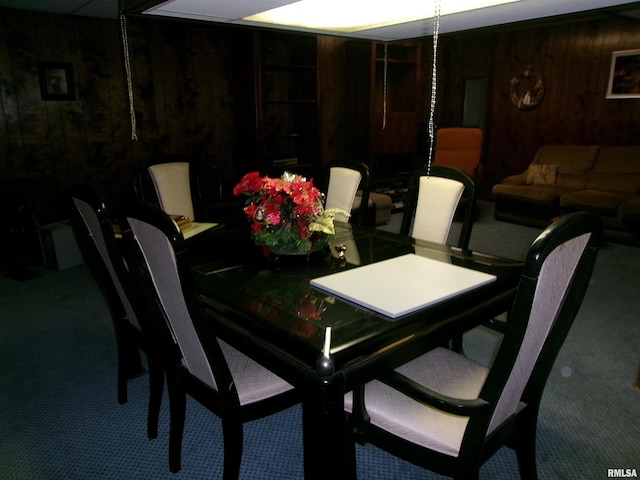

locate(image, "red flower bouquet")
(233, 171), (348, 254)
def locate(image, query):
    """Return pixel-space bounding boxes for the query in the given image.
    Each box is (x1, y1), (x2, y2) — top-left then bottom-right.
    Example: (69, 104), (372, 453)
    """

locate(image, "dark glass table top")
(192, 223), (523, 376)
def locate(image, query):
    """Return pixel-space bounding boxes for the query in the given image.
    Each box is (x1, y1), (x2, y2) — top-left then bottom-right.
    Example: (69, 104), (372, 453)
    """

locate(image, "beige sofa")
(492, 145), (640, 243)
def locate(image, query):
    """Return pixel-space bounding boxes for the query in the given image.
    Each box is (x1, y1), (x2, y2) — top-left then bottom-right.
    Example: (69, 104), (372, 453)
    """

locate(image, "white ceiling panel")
(0, 0), (638, 40)
(0, 0), (118, 18)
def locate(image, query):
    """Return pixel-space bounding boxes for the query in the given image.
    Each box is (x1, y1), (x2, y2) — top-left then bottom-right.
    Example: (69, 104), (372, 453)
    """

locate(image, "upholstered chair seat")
(346, 347), (491, 456)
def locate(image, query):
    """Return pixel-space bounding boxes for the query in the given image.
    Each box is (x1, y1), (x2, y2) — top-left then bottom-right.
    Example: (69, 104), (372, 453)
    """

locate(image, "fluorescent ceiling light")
(244, 0), (522, 33)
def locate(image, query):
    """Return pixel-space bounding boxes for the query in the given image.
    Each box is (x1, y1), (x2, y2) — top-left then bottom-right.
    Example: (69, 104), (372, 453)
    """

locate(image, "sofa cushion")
(526, 164), (558, 185)
(532, 145), (599, 174)
(493, 183), (575, 203)
(584, 146), (640, 194)
(531, 145), (599, 190)
(593, 146), (640, 174)
(585, 173), (640, 194)
(560, 189), (636, 216)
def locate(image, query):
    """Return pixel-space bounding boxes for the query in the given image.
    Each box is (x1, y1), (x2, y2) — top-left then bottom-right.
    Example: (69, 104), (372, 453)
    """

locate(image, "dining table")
(190, 221), (523, 480)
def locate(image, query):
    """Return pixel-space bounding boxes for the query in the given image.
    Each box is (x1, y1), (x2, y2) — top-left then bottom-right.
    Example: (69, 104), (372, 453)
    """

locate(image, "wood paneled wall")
(123, 17), (239, 195)
(436, 13), (640, 195)
(1, 7), (639, 223)
(0, 10), (134, 222)
(0, 9), (241, 223)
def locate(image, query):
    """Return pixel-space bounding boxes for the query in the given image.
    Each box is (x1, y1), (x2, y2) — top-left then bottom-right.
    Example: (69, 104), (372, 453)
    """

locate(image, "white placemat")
(310, 253), (496, 318)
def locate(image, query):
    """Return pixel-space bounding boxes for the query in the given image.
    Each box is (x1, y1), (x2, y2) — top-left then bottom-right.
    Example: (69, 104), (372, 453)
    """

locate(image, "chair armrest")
(483, 315), (508, 333)
(379, 370), (490, 417)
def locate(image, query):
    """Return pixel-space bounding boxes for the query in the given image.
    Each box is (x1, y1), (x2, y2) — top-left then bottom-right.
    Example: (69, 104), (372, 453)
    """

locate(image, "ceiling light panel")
(244, 0), (521, 33)
(140, 0), (640, 41)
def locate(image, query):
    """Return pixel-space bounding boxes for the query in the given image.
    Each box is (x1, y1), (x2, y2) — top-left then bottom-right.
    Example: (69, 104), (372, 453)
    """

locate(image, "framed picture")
(606, 49), (640, 99)
(38, 62), (75, 101)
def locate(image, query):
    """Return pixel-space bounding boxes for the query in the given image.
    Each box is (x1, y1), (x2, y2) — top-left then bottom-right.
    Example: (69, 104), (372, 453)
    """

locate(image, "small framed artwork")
(38, 61), (75, 101)
(606, 49), (640, 99)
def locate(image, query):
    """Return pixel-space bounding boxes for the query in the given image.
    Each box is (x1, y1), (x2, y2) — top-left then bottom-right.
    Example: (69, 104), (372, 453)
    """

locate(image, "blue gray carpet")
(1, 202), (638, 479)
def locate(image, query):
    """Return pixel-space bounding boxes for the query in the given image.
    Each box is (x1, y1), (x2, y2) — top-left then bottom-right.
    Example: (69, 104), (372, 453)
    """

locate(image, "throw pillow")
(526, 164), (558, 185)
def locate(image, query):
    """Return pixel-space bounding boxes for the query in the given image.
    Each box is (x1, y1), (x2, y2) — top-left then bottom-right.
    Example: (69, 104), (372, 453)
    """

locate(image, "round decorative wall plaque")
(510, 67), (545, 110)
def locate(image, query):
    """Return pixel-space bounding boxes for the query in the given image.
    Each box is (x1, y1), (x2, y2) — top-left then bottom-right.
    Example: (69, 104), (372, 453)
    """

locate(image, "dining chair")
(68, 186), (163, 439)
(345, 212), (601, 480)
(400, 165), (476, 250)
(433, 127), (483, 182)
(321, 159), (371, 225)
(134, 155), (197, 220)
(120, 203), (300, 476)
(134, 155), (242, 225)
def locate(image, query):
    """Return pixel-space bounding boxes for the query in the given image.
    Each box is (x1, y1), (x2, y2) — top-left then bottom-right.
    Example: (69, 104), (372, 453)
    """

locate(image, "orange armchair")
(433, 128), (483, 181)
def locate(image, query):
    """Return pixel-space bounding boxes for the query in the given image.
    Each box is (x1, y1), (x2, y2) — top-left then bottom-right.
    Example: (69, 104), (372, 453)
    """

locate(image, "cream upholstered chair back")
(321, 159), (370, 225)
(400, 165), (476, 249)
(147, 162), (195, 221)
(488, 230), (591, 432)
(126, 214), (217, 390)
(412, 176), (464, 244)
(325, 167), (362, 223)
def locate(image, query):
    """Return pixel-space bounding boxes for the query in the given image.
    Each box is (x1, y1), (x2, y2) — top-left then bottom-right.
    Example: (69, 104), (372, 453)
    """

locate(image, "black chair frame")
(68, 186), (163, 439)
(348, 212), (601, 479)
(120, 204), (300, 477)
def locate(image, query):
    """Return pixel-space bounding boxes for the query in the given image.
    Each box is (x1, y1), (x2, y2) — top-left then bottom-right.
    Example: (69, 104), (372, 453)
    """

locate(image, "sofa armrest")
(500, 172), (528, 185)
(619, 198), (640, 232)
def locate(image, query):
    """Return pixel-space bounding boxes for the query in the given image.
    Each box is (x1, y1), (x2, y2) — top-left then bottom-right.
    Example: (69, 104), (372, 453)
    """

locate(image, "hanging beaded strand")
(383, 42), (388, 130)
(425, 0), (441, 175)
(120, 13), (138, 141)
